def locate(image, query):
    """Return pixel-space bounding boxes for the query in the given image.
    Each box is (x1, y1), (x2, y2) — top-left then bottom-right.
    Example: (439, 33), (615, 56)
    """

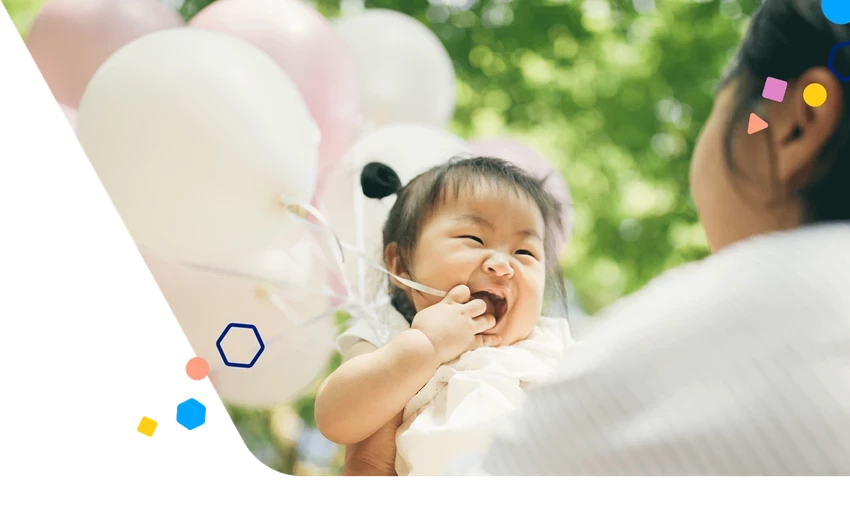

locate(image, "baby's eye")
(460, 235), (484, 244)
(516, 249), (537, 258)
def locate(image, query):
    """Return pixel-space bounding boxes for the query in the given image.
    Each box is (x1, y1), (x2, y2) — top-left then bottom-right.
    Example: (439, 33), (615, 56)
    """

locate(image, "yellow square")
(137, 416), (158, 437)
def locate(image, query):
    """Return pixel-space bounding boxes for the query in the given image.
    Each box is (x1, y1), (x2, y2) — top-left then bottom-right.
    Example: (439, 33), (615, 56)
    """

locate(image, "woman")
(343, 0), (850, 475)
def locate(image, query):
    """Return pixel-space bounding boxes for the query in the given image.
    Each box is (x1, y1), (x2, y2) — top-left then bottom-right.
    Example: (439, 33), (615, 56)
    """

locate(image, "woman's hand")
(341, 410), (403, 476)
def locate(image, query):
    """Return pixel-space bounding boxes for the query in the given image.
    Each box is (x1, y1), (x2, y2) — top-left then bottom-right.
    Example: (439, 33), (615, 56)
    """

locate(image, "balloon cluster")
(27, 0), (573, 408)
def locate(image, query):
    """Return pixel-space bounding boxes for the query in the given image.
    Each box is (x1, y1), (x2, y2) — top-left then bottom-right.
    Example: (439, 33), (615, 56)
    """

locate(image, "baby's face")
(406, 186), (547, 345)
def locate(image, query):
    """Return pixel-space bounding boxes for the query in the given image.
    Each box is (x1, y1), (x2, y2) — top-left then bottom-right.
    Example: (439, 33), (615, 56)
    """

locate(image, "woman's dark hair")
(361, 156), (568, 324)
(721, 0), (850, 222)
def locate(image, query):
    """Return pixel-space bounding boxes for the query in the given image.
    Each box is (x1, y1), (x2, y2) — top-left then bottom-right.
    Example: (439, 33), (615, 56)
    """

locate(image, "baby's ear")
(384, 242), (410, 291)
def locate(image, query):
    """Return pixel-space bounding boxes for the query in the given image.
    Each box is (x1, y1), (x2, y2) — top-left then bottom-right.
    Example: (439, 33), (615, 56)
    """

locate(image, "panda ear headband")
(357, 162), (446, 298)
(361, 162), (402, 199)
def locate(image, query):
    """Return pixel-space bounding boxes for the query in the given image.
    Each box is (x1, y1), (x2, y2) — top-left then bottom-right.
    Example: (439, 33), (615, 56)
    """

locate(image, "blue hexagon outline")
(176, 398), (206, 431)
(828, 41), (850, 82)
(215, 322), (265, 369)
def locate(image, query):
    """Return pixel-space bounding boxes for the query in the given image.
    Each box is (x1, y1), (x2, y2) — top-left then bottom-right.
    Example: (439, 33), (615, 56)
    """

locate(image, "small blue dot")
(823, 0), (850, 25)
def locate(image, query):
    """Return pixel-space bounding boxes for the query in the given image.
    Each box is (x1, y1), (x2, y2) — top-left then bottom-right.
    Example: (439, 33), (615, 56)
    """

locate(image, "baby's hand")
(411, 284), (500, 364)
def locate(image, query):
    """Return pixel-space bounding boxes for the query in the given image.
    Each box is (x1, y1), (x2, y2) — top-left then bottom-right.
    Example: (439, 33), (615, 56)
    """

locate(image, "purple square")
(762, 77), (787, 102)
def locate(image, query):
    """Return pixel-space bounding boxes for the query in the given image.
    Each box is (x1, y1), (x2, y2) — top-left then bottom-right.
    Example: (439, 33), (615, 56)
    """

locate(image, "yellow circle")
(803, 83), (827, 107)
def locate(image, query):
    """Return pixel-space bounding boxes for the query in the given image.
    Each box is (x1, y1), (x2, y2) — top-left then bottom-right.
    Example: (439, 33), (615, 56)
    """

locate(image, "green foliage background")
(3, 0), (762, 475)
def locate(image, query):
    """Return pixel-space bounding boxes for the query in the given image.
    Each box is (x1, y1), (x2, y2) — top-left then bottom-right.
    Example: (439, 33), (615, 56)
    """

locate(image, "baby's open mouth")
(470, 290), (508, 323)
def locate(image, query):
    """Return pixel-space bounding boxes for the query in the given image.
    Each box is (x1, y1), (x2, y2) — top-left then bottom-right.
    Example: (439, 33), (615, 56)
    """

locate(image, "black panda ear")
(361, 162), (402, 199)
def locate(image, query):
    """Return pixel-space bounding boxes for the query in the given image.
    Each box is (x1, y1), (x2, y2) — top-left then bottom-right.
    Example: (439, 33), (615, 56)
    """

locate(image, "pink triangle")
(748, 113), (768, 134)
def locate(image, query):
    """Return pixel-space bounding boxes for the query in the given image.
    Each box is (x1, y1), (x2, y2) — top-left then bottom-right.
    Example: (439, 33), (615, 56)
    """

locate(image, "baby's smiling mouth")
(470, 290), (508, 323)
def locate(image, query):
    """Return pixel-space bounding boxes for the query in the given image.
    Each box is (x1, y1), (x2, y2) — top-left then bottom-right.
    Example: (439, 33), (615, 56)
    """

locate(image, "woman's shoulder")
(583, 223), (850, 347)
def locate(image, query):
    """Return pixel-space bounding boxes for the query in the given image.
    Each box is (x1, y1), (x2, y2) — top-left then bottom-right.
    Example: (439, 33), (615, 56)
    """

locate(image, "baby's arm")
(314, 328), (441, 445)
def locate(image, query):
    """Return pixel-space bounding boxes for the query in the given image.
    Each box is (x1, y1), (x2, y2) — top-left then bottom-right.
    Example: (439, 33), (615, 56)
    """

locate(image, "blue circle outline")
(215, 322), (266, 369)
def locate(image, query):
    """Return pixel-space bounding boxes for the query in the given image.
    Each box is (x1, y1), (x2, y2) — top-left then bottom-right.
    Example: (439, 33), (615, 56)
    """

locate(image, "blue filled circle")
(823, 0), (850, 25)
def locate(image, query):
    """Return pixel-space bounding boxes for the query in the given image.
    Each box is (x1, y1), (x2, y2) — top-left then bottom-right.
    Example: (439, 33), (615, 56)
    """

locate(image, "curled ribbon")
(158, 195), (448, 377)
(279, 195), (447, 299)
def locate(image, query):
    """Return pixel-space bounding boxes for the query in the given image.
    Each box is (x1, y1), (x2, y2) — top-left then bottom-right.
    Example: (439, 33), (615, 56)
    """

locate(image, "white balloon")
(77, 28), (320, 281)
(316, 123), (470, 300)
(142, 223), (336, 409)
(335, 9), (455, 127)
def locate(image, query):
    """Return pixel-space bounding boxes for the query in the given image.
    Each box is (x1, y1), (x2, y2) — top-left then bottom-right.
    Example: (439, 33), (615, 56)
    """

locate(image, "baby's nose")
(484, 254), (514, 277)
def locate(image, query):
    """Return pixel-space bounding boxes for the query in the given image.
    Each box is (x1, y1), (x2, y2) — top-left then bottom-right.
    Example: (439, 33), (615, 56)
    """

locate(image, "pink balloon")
(469, 137), (574, 254)
(59, 103), (77, 130)
(26, 0), (184, 109)
(190, 0), (360, 189)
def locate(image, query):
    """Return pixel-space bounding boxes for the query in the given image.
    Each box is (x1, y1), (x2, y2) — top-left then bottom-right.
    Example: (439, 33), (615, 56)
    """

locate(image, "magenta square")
(762, 77), (787, 102)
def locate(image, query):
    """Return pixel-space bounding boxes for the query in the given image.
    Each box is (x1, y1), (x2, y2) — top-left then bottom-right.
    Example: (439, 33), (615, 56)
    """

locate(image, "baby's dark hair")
(721, 0), (850, 222)
(362, 156), (568, 324)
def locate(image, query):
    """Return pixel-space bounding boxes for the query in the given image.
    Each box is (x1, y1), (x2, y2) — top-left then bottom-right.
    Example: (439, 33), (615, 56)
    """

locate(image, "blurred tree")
(178, 0), (207, 19)
(184, 0), (760, 312)
(3, 0), (761, 309)
(2, 0), (43, 35)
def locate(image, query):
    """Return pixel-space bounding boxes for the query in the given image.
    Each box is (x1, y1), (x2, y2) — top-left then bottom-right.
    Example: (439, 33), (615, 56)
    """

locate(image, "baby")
(315, 156), (574, 475)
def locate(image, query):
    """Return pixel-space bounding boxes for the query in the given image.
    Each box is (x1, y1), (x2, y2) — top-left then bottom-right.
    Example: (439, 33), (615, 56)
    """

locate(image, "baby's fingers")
(473, 313), (496, 333)
(464, 298), (487, 318)
(474, 334), (502, 348)
(444, 284), (471, 304)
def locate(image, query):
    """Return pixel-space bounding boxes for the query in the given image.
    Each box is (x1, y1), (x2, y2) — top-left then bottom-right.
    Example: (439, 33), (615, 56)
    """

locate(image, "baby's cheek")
(412, 292), (442, 314)
(518, 263), (547, 294)
(438, 253), (481, 285)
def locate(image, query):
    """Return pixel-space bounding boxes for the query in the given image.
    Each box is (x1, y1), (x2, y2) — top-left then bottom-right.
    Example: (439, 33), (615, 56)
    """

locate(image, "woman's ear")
(768, 67), (843, 193)
(384, 242), (410, 292)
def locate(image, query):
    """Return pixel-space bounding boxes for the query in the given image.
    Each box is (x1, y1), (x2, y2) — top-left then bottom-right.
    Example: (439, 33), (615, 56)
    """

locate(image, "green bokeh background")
(2, 0), (762, 475)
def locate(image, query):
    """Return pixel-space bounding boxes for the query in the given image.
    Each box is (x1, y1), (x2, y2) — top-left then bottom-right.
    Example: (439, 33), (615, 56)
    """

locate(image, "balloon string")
(206, 301), (343, 376)
(267, 292), (391, 347)
(262, 286), (301, 324)
(182, 263), (391, 376)
(304, 200), (342, 279)
(280, 197), (447, 299)
(354, 177), (367, 303)
(270, 293), (390, 361)
(280, 195), (356, 304)
(153, 195), (448, 377)
(178, 261), (349, 302)
(337, 240), (447, 298)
